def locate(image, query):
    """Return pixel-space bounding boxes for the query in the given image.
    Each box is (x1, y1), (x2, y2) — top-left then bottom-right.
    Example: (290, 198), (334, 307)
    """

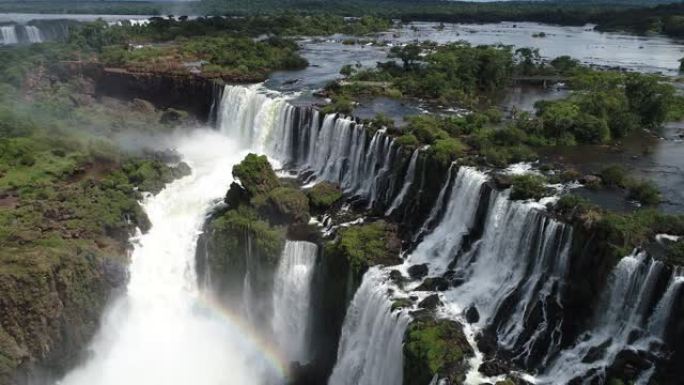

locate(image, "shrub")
(428, 138), (465, 166)
(627, 180), (661, 206)
(232, 154), (279, 196)
(307, 182), (342, 212)
(396, 134), (420, 149)
(328, 221), (400, 274)
(253, 186), (310, 224)
(510, 174), (548, 201)
(600, 165), (627, 188)
(404, 319), (473, 385)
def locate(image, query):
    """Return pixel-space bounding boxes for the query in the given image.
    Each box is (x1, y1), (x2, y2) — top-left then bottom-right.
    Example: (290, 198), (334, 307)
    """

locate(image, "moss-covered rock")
(232, 153), (279, 196)
(403, 319), (474, 385)
(307, 182), (343, 213)
(325, 220), (402, 276)
(253, 186), (310, 225)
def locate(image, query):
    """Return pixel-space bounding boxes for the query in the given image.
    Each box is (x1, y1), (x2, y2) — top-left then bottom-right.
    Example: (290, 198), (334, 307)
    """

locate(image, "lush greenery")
(555, 194), (684, 262)
(232, 154), (280, 196)
(509, 174), (549, 201)
(325, 220), (401, 275)
(403, 319), (474, 385)
(307, 182), (343, 212)
(595, 164), (662, 206)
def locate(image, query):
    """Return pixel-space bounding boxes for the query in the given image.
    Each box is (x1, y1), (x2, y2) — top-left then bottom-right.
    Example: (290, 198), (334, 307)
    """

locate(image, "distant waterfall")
(1, 25), (18, 45)
(327, 268), (409, 385)
(272, 241), (318, 363)
(24, 26), (43, 43)
(539, 253), (683, 385)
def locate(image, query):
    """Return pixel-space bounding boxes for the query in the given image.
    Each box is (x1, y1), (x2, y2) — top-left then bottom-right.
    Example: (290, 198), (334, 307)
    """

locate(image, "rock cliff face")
(0, 250), (127, 385)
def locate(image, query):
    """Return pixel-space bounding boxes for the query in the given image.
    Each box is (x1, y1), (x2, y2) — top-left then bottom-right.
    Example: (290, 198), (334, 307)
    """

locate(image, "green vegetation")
(101, 35), (308, 80)
(307, 182), (343, 212)
(555, 195), (684, 262)
(337, 42), (515, 107)
(509, 174), (549, 201)
(208, 206), (286, 265)
(403, 319), (474, 385)
(595, 165), (662, 206)
(325, 220), (401, 275)
(232, 154), (280, 196)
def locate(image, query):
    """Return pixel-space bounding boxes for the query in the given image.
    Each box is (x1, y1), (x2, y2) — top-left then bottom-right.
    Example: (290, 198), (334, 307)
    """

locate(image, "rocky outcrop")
(0, 249), (127, 385)
(403, 319), (474, 385)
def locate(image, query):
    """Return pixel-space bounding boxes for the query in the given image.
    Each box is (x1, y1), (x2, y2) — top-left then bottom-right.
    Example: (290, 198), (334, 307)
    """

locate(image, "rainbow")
(195, 292), (292, 381)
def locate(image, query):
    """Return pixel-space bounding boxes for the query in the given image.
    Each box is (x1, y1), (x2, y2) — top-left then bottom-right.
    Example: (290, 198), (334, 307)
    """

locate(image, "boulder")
(415, 277), (449, 292)
(417, 294), (441, 310)
(479, 359), (512, 377)
(465, 305), (480, 324)
(408, 264), (429, 280)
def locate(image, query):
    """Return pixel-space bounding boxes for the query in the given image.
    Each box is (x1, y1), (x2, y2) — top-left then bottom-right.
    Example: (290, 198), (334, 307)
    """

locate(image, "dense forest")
(3, 0), (684, 37)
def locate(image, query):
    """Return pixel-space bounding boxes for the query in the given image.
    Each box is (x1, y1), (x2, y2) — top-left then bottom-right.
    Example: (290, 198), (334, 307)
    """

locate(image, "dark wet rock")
(224, 182), (250, 208)
(389, 269), (406, 286)
(444, 269), (467, 287)
(408, 264), (429, 280)
(392, 298), (415, 311)
(414, 277), (449, 292)
(465, 306), (480, 324)
(479, 358), (512, 377)
(492, 173), (513, 189)
(582, 339), (611, 363)
(476, 330), (498, 358)
(417, 294), (441, 310)
(607, 349), (653, 381)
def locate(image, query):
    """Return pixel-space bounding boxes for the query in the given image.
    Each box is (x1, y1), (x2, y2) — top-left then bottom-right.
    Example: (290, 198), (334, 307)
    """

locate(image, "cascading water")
(57, 130), (281, 385)
(539, 252), (684, 385)
(212, 84), (683, 385)
(217, 85), (403, 210)
(24, 26), (43, 43)
(385, 148), (420, 216)
(328, 268), (410, 385)
(272, 241), (318, 363)
(405, 166), (488, 276)
(1, 25), (18, 45)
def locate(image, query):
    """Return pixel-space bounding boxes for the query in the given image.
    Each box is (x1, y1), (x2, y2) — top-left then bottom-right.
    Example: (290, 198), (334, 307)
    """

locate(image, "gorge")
(1, 12), (683, 385)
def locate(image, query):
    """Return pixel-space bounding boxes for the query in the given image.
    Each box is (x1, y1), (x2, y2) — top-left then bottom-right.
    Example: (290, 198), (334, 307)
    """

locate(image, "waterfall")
(24, 26), (43, 43)
(539, 252), (682, 385)
(328, 268), (409, 385)
(272, 241), (318, 363)
(216, 85), (403, 210)
(1, 25), (18, 45)
(405, 167), (488, 276)
(385, 148), (420, 216)
(58, 130), (280, 385)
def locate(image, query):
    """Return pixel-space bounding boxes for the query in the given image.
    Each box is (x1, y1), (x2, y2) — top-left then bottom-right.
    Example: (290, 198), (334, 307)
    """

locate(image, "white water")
(539, 251), (680, 385)
(405, 167), (487, 276)
(272, 241), (318, 363)
(1, 25), (17, 44)
(24, 25), (42, 43)
(217, 85), (400, 208)
(58, 130), (277, 385)
(385, 148), (420, 216)
(328, 268), (409, 385)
